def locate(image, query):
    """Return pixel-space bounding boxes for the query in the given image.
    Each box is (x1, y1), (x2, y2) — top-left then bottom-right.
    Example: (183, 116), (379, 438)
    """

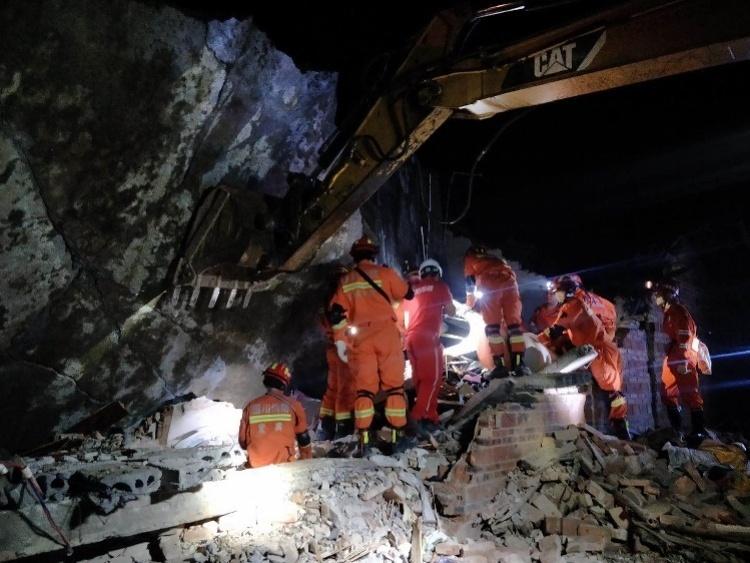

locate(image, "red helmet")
(350, 236), (378, 258)
(263, 362), (292, 388)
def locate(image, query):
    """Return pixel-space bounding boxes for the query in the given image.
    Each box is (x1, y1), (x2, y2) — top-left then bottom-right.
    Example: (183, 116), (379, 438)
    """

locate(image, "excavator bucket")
(168, 186), (283, 310)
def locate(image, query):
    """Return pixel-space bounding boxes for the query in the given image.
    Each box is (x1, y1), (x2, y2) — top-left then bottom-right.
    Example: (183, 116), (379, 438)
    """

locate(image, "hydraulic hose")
(1, 457), (73, 556)
(442, 108), (532, 226)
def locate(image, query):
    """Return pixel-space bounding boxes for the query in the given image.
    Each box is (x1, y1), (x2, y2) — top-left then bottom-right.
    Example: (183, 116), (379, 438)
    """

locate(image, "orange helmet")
(350, 236), (378, 258)
(263, 362), (292, 389)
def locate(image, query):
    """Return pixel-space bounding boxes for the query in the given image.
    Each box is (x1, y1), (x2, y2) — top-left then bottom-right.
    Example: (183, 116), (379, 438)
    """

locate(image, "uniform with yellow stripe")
(238, 364), (311, 468)
(330, 258), (411, 438)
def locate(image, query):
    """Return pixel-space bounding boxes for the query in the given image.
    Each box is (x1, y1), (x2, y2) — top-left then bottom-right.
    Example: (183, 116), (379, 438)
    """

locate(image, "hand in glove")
(335, 340), (349, 364)
(548, 324), (566, 341)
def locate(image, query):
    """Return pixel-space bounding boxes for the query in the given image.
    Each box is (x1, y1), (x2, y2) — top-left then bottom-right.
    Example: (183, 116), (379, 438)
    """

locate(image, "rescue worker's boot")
(611, 418), (631, 441)
(335, 419), (354, 439)
(512, 359), (531, 377)
(687, 409), (708, 446)
(356, 430), (374, 458)
(318, 416), (335, 441)
(666, 406), (685, 445)
(489, 356), (510, 379)
(391, 428), (418, 454)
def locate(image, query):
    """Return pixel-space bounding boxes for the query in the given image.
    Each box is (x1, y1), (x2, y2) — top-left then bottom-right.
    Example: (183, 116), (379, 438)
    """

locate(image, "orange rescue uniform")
(402, 277), (454, 424)
(660, 302), (703, 410)
(330, 260), (411, 431)
(542, 292), (627, 420)
(239, 389), (311, 468)
(464, 254), (525, 367)
(579, 289), (617, 341)
(319, 315), (355, 425)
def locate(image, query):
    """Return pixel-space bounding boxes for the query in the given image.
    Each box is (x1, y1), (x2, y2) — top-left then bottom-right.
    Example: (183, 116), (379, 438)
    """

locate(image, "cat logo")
(534, 42), (577, 77)
(502, 30), (606, 89)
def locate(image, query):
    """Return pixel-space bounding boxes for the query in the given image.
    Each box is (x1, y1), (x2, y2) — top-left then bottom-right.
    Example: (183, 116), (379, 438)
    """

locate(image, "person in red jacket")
(319, 266), (355, 440)
(651, 279), (707, 443)
(402, 259), (455, 436)
(464, 246), (530, 378)
(238, 363), (312, 468)
(329, 236), (414, 455)
(540, 276), (630, 439)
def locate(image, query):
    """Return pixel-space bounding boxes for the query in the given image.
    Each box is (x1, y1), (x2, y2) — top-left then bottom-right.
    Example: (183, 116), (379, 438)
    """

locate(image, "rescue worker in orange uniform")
(238, 363), (312, 468)
(319, 267), (355, 440)
(567, 274), (618, 342)
(402, 259), (455, 436)
(651, 280), (708, 443)
(464, 246), (530, 378)
(329, 236), (414, 454)
(540, 276), (630, 440)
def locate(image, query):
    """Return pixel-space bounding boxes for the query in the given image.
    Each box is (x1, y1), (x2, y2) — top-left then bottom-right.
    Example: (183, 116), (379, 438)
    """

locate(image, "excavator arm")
(171, 0), (750, 309)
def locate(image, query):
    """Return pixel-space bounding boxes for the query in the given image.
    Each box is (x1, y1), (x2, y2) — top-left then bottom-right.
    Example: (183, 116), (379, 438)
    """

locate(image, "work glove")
(335, 340), (348, 364)
(548, 324), (565, 341)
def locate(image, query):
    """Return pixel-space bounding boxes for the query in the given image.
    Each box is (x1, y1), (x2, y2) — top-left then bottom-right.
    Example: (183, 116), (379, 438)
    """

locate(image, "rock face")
(0, 0), (338, 451)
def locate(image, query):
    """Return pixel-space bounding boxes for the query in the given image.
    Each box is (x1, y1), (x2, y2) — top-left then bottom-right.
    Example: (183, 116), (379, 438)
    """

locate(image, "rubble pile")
(3, 393), (750, 562)
(429, 424), (750, 563)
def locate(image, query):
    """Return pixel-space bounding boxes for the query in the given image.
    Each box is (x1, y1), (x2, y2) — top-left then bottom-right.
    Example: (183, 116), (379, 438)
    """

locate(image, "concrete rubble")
(2, 395), (750, 562)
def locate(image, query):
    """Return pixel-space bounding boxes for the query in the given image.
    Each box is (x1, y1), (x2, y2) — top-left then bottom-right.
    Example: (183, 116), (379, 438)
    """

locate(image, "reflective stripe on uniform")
(385, 407), (406, 417)
(487, 336), (504, 344)
(355, 408), (375, 419)
(678, 330), (691, 336)
(249, 413), (293, 424)
(509, 335), (525, 344)
(319, 407), (334, 417)
(343, 280), (383, 293)
(332, 319), (348, 330)
(335, 412), (352, 420)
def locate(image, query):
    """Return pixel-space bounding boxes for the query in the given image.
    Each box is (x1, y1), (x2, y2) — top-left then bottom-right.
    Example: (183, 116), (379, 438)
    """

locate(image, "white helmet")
(419, 258), (443, 278)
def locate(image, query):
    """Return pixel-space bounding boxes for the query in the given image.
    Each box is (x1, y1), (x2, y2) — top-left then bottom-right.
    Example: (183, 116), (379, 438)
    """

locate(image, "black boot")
(318, 416), (335, 441)
(611, 418), (631, 441)
(335, 419), (354, 439)
(511, 352), (531, 377)
(687, 409), (708, 446)
(666, 406), (684, 444)
(490, 356), (510, 379)
(356, 430), (374, 458)
(391, 428), (418, 454)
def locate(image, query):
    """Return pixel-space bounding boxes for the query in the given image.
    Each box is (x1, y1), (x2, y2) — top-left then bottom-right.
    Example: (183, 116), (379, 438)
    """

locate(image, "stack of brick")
(433, 390), (586, 517)
(586, 326), (672, 436)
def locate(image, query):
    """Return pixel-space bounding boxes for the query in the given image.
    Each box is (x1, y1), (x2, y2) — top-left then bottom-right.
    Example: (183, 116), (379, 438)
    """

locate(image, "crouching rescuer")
(540, 276), (631, 440)
(238, 363), (312, 468)
(329, 236), (414, 455)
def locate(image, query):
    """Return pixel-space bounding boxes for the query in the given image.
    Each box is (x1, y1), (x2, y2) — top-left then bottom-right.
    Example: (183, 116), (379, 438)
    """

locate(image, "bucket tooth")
(226, 287), (238, 309)
(208, 286), (221, 309)
(242, 288), (253, 308)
